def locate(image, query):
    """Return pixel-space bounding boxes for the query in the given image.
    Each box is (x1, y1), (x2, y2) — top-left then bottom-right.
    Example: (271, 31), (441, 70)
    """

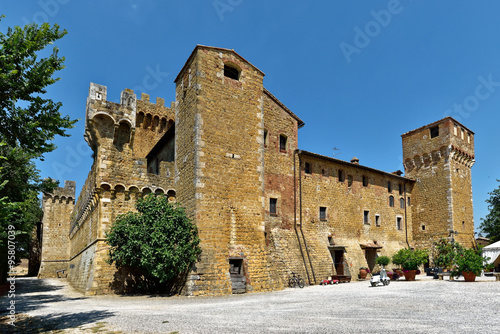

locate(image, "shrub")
(376, 255), (391, 267)
(453, 247), (491, 276)
(392, 248), (428, 271)
(106, 195), (201, 293)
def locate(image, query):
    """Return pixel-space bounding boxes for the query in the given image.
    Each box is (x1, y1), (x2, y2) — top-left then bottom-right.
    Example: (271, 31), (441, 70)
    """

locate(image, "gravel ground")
(1, 275), (499, 333)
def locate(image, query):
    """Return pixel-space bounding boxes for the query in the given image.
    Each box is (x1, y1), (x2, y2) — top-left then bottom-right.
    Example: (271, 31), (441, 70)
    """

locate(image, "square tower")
(174, 46), (281, 295)
(402, 117), (475, 249)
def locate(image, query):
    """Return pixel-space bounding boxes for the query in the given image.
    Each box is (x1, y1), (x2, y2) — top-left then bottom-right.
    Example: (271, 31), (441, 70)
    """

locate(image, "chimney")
(351, 157), (359, 164)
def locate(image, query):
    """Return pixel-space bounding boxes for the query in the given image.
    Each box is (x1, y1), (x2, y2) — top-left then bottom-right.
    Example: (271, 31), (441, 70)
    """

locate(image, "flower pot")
(403, 270), (417, 281)
(462, 271), (476, 282)
(359, 269), (368, 279)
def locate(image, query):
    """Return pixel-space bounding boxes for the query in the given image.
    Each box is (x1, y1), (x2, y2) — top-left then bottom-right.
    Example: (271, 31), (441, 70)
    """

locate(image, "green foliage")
(392, 248), (428, 270)
(0, 16), (76, 157)
(0, 17), (74, 282)
(432, 238), (464, 269)
(106, 195), (201, 290)
(453, 247), (491, 277)
(376, 255), (391, 267)
(480, 180), (500, 242)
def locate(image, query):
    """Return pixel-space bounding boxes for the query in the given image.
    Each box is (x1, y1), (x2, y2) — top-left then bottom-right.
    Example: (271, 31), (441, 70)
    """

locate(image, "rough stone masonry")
(38, 45), (476, 296)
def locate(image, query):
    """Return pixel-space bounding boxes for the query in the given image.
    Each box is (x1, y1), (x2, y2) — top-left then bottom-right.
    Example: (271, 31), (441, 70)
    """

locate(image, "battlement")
(43, 180), (76, 202)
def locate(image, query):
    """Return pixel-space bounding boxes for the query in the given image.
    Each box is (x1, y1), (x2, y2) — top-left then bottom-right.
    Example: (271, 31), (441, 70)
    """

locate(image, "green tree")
(480, 180), (500, 242)
(0, 16), (76, 282)
(106, 195), (201, 294)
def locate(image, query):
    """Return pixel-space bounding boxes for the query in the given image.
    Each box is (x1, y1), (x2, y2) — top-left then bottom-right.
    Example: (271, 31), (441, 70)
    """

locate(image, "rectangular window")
(375, 215), (380, 227)
(396, 217), (402, 230)
(399, 183), (403, 195)
(467, 133), (471, 143)
(387, 181), (392, 193)
(400, 198), (405, 209)
(270, 198), (277, 215)
(363, 210), (370, 225)
(407, 197), (411, 206)
(322, 168), (328, 177)
(454, 124), (458, 136)
(362, 176), (368, 187)
(389, 196), (394, 207)
(305, 162), (311, 174)
(263, 129), (268, 147)
(347, 175), (353, 188)
(430, 125), (439, 138)
(338, 170), (345, 182)
(279, 135), (287, 152)
(461, 129), (464, 140)
(319, 207), (327, 220)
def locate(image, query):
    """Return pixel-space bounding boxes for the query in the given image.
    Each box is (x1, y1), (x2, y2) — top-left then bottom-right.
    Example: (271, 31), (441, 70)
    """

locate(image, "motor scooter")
(369, 268), (390, 287)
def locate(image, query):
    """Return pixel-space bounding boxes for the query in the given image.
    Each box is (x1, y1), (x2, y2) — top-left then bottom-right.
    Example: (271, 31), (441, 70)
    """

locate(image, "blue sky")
(2, 1), (500, 233)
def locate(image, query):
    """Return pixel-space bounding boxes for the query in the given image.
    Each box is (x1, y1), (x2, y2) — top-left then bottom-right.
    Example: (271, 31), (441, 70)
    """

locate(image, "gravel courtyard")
(1, 275), (499, 333)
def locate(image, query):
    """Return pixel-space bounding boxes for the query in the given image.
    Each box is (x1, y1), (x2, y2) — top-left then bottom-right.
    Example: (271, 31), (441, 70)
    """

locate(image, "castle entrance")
(229, 258), (246, 294)
(328, 246), (347, 275)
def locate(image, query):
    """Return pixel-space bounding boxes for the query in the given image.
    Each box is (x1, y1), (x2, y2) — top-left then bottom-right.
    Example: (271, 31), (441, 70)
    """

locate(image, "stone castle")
(38, 45), (476, 295)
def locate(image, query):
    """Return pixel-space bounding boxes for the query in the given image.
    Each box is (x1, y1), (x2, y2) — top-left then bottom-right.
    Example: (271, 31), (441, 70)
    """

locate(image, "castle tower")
(402, 117), (475, 249)
(38, 180), (75, 278)
(174, 46), (281, 295)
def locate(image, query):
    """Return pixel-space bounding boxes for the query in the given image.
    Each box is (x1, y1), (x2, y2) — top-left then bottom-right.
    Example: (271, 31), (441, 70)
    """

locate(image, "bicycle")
(288, 272), (305, 288)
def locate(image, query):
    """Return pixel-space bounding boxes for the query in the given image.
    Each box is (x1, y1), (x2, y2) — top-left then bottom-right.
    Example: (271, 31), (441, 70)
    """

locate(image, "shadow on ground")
(1, 310), (115, 333)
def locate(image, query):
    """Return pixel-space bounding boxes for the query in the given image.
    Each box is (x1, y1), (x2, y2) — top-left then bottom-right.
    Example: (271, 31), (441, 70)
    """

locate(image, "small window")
(322, 168), (328, 177)
(389, 196), (394, 207)
(319, 207), (327, 221)
(263, 129), (268, 147)
(363, 210), (370, 224)
(347, 175), (353, 188)
(375, 215), (381, 227)
(305, 162), (311, 174)
(422, 225), (426, 231)
(397, 217), (402, 230)
(224, 64), (240, 80)
(467, 133), (471, 143)
(407, 197), (411, 206)
(362, 176), (368, 187)
(270, 198), (277, 216)
(279, 135), (287, 152)
(461, 129), (465, 140)
(454, 125), (458, 136)
(400, 198), (405, 209)
(399, 183), (403, 195)
(430, 126), (439, 138)
(462, 221), (465, 229)
(387, 181), (392, 193)
(338, 170), (345, 182)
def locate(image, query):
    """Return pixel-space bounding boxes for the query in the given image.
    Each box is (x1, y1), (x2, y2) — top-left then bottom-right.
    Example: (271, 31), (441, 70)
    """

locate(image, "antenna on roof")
(333, 147), (341, 158)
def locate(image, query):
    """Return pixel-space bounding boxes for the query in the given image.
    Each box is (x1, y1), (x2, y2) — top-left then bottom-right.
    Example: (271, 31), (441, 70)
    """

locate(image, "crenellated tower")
(38, 180), (75, 278)
(402, 117), (475, 249)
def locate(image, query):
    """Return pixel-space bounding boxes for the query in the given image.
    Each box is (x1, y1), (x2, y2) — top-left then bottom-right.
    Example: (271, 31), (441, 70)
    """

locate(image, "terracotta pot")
(359, 269), (368, 279)
(462, 271), (476, 282)
(403, 270), (417, 281)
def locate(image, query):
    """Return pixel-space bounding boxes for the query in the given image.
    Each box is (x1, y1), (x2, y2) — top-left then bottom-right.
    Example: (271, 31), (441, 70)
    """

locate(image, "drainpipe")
(297, 152), (317, 284)
(404, 182), (410, 249)
(293, 150), (311, 284)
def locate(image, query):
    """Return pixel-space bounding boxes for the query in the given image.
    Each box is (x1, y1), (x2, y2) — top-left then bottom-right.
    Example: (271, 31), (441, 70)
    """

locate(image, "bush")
(432, 238), (463, 269)
(376, 255), (391, 267)
(106, 195), (201, 293)
(452, 246), (491, 277)
(392, 248), (428, 271)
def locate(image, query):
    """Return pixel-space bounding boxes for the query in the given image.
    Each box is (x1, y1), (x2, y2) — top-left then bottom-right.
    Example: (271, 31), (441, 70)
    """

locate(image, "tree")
(106, 195), (201, 294)
(480, 180), (500, 242)
(0, 16), (76, 282)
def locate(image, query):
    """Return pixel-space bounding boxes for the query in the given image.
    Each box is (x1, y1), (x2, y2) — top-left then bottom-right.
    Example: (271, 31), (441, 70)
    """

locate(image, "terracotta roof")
(401, 116), (474, 138)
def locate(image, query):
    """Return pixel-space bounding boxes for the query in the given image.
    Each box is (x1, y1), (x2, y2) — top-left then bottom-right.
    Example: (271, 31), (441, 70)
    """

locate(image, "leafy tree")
(0, 15), (76, 157)
(480, 180), (500, 242)
(106, 195), (201, 294)
(0, 16), (76, 282)
(432, 238), (464, 269)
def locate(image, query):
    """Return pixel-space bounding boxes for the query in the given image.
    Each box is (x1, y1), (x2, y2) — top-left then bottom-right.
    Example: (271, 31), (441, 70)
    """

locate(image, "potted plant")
(452, 247), (491, 282)
(376, 256), (391, 268)
(359, 266), (370, 279)
(433, 238), (463, 272)
(392, 248), (428, 281)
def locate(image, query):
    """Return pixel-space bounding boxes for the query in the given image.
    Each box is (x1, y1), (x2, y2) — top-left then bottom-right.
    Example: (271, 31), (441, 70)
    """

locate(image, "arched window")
(224, 64), (240, 80)
(389, 196), (394, 207)
(279, 135), (287, 152)
(400, 198), (405, 209)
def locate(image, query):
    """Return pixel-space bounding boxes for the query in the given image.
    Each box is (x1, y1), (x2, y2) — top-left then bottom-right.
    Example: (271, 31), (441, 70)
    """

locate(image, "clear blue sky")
(3, 1), (500, 233)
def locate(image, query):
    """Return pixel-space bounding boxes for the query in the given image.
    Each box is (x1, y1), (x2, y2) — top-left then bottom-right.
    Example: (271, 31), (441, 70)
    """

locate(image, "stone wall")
(38, 181), (75, 278)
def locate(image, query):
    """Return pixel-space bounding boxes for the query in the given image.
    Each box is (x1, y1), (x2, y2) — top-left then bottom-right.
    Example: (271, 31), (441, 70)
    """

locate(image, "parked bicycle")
(288, 272), (305, 288)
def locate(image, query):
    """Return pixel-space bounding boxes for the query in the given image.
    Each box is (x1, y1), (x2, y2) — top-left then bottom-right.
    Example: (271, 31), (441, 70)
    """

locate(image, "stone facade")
(39, 45), (476, 295)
